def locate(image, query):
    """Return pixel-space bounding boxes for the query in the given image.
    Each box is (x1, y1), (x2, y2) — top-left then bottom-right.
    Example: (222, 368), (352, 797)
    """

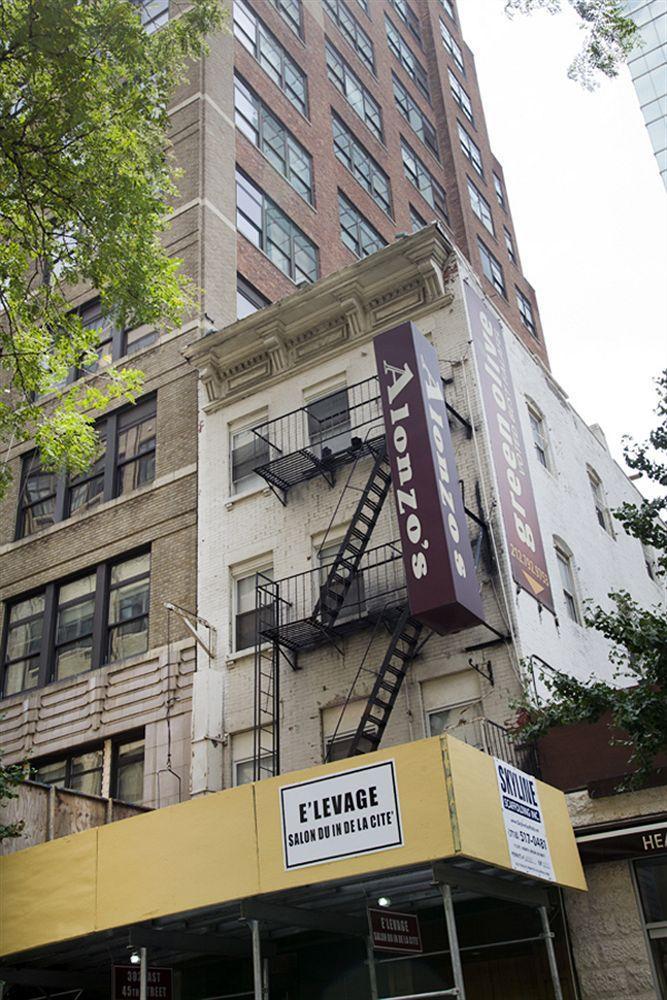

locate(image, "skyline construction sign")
(464, 281), (555, 613)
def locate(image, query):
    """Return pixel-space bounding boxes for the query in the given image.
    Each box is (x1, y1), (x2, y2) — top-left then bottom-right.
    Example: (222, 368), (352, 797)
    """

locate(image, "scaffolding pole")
(439, 883), (466, 1000)
(539, 906), (564, 1000)
(250, 920), (265, 1000)
(366, 937), (379, 1000)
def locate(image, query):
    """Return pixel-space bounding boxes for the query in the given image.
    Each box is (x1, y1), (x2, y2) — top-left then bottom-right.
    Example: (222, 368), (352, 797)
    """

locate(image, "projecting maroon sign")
(368, 907), (423, 954)
(464, 282), (554, 612)
(112, 966), (173, 1000)
(374, 323), (484, 633)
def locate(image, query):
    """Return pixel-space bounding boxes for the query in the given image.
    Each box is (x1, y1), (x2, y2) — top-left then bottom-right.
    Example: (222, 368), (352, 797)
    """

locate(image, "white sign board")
(280, 760), (403, 870)
(494, 758), (555, 882)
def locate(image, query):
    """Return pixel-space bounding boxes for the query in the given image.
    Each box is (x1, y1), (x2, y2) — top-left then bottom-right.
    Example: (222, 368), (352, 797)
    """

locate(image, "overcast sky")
(458, 0), (667, 481)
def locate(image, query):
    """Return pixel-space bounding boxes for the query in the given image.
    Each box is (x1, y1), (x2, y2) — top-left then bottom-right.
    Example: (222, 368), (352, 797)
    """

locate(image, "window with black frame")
(338, 192), (387, 260)
(116, 400), (157, 496)
(318, 541), (364, 621)
(112, 735), (145, 803)
(17, 456), (58, 537)
(635, 856), (667, 995)
(235, 567), (273, 652)
(306, 385), (352, 457)
(67, 430), (107, 518)
(1, 551), (152, 697)
(33, 746), (104, 797)
(231, 424), (270, 494)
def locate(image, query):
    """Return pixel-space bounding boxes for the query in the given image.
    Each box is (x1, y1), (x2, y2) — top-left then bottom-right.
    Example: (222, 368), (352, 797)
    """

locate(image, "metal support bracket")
(467, 656), (494, 686)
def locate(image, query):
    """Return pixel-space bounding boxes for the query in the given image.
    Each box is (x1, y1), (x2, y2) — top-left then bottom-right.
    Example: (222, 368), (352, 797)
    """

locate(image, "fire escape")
(250, 377), (499, 780)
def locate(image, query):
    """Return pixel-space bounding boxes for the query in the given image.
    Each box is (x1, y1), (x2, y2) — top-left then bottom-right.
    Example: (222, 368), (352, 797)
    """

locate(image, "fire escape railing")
(251, 376), (383, 503)
(446, 717), (541, 779)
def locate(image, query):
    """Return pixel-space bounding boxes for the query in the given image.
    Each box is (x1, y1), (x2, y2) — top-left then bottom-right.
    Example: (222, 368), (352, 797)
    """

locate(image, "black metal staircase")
(346, 607), (424, 757)
(313, 440), (391, 630)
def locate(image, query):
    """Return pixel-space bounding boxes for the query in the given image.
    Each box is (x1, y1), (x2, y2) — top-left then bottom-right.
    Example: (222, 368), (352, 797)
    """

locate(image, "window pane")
(636, 856), (667, 924)
(4, 657), (40, 695)
(33, 760), (67, 786)
(115, 738), (145, 803)
(232, 427), (269, 493)
(111, 553), (150, 586)
(117, 414), (156, 495)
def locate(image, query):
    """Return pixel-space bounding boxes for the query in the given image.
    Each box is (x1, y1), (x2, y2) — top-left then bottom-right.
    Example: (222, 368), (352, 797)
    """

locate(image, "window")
(457, 121), (482, 176)
(235, 566), (273, 652)
(266, 0), (302, 37)
(16, 397), (156, 540)
(588, 468), (611, 533)
(107, 553), (151, 663)
(554, 544), (580, 624)
(392, 74), (439, 159)
(338, 191), (386, 259)
(323, 0), (375, 73)
(326, 41), (383, 142)
(449, 69), (473, 124)
(237, 275), (270, 319)
(439, 19), (464, 74)
(306, 385), (352, 456)
(332, 114), (392, 216)
(17, 456), (58, 537)
(401, 139), (447, 220)
(478, 239), (506, 297)
(438, 0), (456, 20)
(230, 423), (270, 494)
(504, 226), (516, 264)
(234, 76), (313, 203)
(516, 287), (537, 337)
(527, 403), (549, 469)
(34, 747), (104, 797)
(233, 729), (273, 785)
(318, 541), (364, 620)
(3, 595), (44, 696)
(390, 0), (422, 47)
(136, 0), (168, 34)
(410, 204), (427, 232)
(112, 736), (145, 803)
(321, 701), (365, 762)
(236, 170), (319, 283)
(467, 177), (494, 234)
(635, 857), (667, 996)
(233, 0), (308, 116)
(1, 551), (151, 696)
(355, 0), (369, 12)
(428, 700), (482, 736)
(385, 16), (430, 100)
(493, 172), (506, 209)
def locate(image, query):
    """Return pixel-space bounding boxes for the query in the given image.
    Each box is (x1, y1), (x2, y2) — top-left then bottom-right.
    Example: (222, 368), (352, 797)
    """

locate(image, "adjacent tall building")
(624, 0), (667, 189)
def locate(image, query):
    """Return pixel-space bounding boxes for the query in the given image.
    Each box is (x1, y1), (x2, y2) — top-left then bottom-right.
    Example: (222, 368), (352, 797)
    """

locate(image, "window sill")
(224, 483), (272, 509)
(225, 643), (272, 668)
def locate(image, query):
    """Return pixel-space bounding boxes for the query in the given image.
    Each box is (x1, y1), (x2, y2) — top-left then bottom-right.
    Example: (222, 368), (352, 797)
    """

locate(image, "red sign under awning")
(368, 907), (423, 954)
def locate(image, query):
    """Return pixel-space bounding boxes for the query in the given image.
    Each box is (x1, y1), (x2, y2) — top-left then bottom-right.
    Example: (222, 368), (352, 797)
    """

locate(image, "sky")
(458, 0), (667, 483)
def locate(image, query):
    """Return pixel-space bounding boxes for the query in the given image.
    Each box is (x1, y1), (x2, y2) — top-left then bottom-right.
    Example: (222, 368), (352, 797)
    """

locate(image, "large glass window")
(635, 856), (667, 996)
(107, 553), (150, 662)
(234, 76), (313, 203)
(401, 139), (447, 219)
(34, 747), (104, 797)
(266, 0), (302, 37)
(457, 121), (482, 176)
(449, 69), (473, 123)
(385, 16), (430, 100)
(323, 0), (375, 73)
(17, 396), (157, 539)
(439, 18), (464, 74)
(306, 385), (352, 456)
(1, 551), (152, 696)
(392, 74), (439, 159)
(3, 595), (44, 696)
(467, 177), (494, 234)
(325, 41), (383, 142)
(338, 191), (387, 259)
(478, 239), (506, 297)
(236, 170), (319, 283)
(237, 275), (270, 319)
(410, 204), (427, 232)
(113, 736), (145, 803)
(332, 114), (392, 216)
(233, 0), (308, 116)
(389, 0), (422, 47)
(516, 287), (537, 337)
(136, 0), (168, 34)
(31, 734), (145, 803)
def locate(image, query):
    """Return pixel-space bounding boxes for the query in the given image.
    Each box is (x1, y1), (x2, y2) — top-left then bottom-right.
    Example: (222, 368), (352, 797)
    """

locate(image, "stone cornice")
(184, 225), (454, 408)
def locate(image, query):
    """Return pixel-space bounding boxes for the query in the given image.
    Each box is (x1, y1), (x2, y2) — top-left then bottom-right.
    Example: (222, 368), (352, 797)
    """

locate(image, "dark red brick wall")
(233, 0), (549, 363)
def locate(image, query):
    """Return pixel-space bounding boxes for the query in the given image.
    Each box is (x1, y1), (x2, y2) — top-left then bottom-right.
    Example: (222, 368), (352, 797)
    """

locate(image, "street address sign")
(112, 966), (173, 1000)
(368, 906), (423, 954)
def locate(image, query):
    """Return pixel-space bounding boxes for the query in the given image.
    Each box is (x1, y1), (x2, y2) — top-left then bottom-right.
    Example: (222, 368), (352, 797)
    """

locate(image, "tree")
(505, 1), (638, 89)
(521, 371), (667, 785)
(0, 0), (223, 498)
(0, 746), (24, 841)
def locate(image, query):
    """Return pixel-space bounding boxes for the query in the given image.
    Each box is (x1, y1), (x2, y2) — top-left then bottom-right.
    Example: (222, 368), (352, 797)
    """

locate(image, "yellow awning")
(0, 735), (586, 957)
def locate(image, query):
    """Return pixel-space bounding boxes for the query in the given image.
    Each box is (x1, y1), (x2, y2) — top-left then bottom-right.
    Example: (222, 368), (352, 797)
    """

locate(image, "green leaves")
(0, 744), (25, 842)
(505, 0), (638, 89)
(0, 0), (224, 495)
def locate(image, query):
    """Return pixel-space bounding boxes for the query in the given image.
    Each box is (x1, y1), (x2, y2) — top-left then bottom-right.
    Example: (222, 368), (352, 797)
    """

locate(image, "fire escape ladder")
(312, 441), (391, 630)
(347, 607), (424, 758)
(253, 574), (281, 780)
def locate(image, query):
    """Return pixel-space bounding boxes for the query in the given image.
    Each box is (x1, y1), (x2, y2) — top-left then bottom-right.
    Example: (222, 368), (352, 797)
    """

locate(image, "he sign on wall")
(464, 282), (554, 612)
(280, 760), (403, 870)
(374, 323), (484, 633)
(113, 966), (172, 1000)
